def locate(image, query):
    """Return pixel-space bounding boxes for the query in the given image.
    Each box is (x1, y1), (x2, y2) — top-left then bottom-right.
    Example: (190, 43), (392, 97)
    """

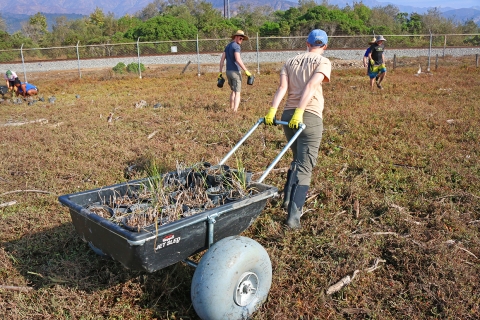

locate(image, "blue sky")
(376, 0), (479, 9)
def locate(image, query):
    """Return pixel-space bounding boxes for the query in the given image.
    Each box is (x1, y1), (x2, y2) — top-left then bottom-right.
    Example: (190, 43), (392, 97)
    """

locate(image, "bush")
(126, 62), (145, 73)
(112, 62), (126, 74)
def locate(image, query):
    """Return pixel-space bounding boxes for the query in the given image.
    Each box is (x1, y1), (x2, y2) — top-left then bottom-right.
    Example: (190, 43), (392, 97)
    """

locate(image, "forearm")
(272, 74), (288, 109)
(237, 60), (248, 72)
(297, 91), (315, 111)
(234, 52), (248, 71)
(297, 73), (325, 110)
(219, 53), (225, 72)
(271, 87), (287, 109)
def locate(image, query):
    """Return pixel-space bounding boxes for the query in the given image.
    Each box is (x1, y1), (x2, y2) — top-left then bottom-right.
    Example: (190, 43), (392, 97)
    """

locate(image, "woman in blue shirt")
(14, 78), (39, 97)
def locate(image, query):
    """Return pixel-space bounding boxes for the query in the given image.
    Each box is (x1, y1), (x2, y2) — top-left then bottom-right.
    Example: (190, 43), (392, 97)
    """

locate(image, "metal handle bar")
(218, 118), (306, 184)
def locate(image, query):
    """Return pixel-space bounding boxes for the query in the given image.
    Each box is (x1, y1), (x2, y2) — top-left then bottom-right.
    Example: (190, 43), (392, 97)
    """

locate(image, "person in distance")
(218, 30), (252, 112)
(14, 78), (39, 98)
(368, 35), (387, 89)
(5, 70), (19, 92)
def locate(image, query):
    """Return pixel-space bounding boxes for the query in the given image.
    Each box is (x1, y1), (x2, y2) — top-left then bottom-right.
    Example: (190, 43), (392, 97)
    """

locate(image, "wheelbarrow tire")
(191, 235), (272, 320)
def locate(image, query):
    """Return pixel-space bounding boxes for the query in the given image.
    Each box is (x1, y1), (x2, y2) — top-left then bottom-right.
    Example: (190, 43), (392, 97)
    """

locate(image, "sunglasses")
(238, 37), (244, 40)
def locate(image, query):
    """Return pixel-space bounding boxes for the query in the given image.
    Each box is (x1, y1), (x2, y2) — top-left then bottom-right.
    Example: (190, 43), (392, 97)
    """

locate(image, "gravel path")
(1, 47), (478, 74)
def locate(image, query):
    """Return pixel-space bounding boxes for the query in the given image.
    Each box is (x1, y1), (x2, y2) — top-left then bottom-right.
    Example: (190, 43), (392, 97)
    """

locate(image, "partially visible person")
(368, 35), (387, 89)
(362, 37), (376, 75)
(219, 30), (252, 112)
(264, 29), (332, 229)
(5, 70), (19, 92)
(14, 78), (39, 97)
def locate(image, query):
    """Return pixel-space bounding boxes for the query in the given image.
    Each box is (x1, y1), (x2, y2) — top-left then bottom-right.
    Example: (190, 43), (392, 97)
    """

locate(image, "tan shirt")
(280, 52), (331, 118)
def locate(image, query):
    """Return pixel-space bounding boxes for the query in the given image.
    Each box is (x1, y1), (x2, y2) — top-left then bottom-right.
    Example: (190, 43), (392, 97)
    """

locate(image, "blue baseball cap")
(307, 29), (328, 47)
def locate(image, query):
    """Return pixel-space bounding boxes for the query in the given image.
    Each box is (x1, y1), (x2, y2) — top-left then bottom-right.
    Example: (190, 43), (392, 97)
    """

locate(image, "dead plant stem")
(0, 189), (55, 197)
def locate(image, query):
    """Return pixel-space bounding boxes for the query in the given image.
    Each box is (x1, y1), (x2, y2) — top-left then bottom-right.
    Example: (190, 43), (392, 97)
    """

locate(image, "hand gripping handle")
(218, 118), (306, 183)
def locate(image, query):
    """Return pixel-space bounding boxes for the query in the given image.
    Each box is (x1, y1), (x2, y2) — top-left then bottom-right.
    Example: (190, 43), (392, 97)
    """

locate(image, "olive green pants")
(281, 109), (323, 186)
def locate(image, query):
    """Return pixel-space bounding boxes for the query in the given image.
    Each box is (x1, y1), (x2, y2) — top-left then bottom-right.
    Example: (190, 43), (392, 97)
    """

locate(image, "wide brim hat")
(375, 35), (387, 42)
(231, 30), (249, 41)
(368, 37), (376, 44)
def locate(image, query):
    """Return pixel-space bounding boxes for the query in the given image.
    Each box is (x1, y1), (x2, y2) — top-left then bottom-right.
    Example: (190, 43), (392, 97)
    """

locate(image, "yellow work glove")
(218, 73), (223, 79)
(370, 59), (375, 65)
(264, 107), (277, 126)
(289, 109), (304, 129)
(245, 70), (252, 77)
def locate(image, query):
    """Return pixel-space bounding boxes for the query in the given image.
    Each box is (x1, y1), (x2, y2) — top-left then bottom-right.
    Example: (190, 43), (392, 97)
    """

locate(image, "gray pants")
(281, 109), (323, 186)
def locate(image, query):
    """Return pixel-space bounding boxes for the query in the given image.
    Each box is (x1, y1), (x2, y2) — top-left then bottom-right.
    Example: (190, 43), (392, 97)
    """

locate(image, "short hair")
(14, 78), (21, 85)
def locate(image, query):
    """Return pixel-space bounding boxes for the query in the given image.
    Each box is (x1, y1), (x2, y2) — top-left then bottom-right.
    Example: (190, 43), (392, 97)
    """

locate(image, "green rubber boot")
(285, 184), (309, 229)
(282, 162), (297, 209)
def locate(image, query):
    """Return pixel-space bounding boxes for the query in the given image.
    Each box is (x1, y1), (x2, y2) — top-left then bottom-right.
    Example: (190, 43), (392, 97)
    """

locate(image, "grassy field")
(1, 56), (479, 319)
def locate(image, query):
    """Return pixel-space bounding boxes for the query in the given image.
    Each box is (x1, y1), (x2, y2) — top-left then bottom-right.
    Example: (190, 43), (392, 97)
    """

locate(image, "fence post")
(476, 54), (479, 68)
(393, 54), (396, 70)
(443, 35), (446, 58)
(137, 38), (142, 79)
(20, 44), (27, 83)
(76, 41), (82, 79)
(197, 34), (200, 77)
(256, 32), (260, 74)
(435, 54), (438, 71)
(427, 31), (432, 72)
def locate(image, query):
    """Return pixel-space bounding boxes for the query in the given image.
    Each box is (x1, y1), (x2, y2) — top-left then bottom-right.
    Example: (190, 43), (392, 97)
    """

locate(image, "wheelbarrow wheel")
(191, 236), (272, 320)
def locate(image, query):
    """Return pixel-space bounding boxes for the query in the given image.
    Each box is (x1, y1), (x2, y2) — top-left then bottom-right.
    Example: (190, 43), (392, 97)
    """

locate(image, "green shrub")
(126, 62), (146, 73)
(112, 62), (126, 74)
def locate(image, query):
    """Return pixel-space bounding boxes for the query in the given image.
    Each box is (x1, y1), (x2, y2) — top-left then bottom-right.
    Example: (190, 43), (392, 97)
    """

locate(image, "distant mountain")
(4, 13), (85, 34)
(209, 0), (297, 12)
(0, 0), (152, 16)
(0, 0), (478, 34)
(442, 8), (480, 25)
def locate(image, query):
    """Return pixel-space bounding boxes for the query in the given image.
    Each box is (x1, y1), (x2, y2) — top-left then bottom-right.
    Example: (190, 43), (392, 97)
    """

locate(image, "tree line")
(0, 0), (479, 51)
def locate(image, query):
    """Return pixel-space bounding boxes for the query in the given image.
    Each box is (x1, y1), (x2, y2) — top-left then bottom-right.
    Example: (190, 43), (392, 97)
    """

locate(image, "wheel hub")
(234, 272), (259, 306)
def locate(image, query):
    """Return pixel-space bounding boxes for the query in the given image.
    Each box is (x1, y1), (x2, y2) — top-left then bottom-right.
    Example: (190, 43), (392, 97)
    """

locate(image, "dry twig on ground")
(0, 189), (55, 197)
(326, 270), (360, 295)
(0, 285), (33, 292)
(0, 200), (17, 208)
(2, 119), (48, 127)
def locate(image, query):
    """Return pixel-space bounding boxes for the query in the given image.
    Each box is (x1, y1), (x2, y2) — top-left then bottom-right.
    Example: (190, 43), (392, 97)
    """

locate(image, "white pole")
(76, 41), (82, 79)
(21, 44), (27, 83)
(197, 34), (201, 77)
(427, 31), (432, 72)
(137, 37), (142, 79)
(256, 32), (260, 74)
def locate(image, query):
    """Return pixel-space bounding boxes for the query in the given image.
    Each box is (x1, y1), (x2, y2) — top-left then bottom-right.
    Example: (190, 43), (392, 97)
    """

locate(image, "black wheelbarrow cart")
(58, 119), (305, 320)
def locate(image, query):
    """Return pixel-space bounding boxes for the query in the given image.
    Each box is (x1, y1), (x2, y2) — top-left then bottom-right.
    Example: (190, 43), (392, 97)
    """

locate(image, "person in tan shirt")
(264, 29), (332, 229)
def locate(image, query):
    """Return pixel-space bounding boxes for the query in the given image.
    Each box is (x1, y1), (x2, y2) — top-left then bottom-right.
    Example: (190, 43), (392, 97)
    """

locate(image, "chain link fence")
(1, 34), (479, 80)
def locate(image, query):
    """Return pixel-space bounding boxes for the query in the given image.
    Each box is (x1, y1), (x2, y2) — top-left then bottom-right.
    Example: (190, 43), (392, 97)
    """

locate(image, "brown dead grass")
(0, 55), (479, 319)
